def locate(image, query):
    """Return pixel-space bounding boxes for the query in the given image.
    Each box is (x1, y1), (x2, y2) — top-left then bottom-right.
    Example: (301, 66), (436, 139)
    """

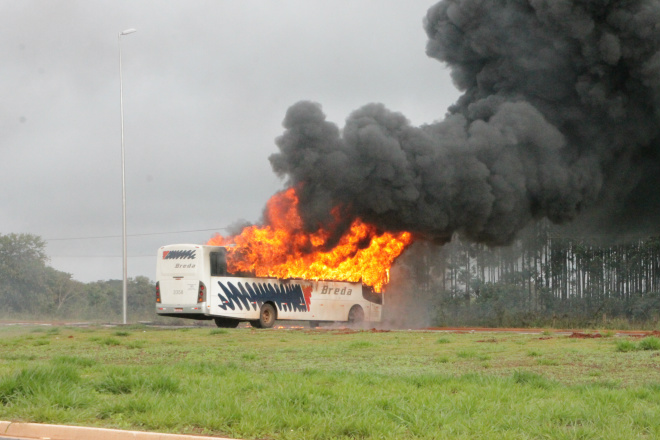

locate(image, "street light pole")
(119, 28), (136, 325)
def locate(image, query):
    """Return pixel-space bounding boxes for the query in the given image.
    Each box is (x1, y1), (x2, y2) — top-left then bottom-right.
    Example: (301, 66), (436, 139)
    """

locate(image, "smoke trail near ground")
(269, 0), (660, 245)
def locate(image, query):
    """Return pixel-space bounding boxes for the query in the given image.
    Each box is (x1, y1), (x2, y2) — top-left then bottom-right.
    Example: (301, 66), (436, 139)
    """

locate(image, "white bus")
(155, 244), (383, 328)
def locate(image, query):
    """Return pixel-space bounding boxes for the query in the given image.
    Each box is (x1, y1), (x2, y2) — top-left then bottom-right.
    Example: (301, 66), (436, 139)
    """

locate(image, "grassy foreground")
(1, 325), (660, 439)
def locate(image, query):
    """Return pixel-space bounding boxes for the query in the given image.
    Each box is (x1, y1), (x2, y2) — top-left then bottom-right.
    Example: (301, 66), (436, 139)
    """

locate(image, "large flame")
(207, 188), (413, 292)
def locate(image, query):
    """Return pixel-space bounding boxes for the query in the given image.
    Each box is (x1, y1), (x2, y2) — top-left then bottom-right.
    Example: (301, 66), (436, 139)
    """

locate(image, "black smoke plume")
(269, 0), (660, 246)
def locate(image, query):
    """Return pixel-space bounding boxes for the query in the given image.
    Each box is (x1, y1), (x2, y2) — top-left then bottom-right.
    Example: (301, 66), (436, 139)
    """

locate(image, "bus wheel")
(254, 303), (276, 329)
(214, 317), (239, 328)
(348, 305), (364, 325)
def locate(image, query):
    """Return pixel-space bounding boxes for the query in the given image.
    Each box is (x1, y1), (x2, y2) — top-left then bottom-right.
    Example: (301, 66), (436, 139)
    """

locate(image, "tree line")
(0, 233), (157, 322)
(389, 221), (660, 329)
(4, 229), (660, 328)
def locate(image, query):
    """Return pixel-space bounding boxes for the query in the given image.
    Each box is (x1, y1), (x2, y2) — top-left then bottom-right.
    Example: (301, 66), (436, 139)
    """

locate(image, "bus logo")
(162, 250), (196, 260)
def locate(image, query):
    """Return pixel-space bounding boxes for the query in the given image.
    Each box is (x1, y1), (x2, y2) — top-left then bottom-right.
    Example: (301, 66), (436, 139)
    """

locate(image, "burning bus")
(156, 244), (383, 328)
(156, 188), (413, 328)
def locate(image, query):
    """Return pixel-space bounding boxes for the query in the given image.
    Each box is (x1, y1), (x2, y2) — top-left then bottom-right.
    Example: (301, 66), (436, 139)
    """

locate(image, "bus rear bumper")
(156, 305), (208, 316)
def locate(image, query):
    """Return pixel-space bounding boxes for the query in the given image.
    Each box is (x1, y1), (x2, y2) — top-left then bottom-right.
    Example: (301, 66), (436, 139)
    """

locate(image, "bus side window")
(210, 251), (227, 276)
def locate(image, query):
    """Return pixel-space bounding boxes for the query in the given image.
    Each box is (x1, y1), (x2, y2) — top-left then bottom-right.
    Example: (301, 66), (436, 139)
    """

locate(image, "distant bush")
(616, 336), (660, 352)
(639, 336), (660, 351)
(616, 340), (638, 352)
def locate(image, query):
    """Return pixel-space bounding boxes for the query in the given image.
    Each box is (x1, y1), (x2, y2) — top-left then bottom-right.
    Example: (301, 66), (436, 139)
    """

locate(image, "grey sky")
(1, 0), (459, 282)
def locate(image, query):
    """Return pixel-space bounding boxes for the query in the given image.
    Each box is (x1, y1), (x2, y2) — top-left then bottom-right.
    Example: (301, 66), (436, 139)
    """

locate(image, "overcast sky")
(1, 0), (460, 283)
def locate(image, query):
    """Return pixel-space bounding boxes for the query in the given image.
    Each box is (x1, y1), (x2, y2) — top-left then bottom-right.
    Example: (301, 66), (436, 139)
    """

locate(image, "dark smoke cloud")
(269, 0), (660, 245)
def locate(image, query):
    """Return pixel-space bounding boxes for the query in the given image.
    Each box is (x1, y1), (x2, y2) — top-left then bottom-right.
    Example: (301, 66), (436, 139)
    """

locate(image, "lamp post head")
(120, 28), (137, 36)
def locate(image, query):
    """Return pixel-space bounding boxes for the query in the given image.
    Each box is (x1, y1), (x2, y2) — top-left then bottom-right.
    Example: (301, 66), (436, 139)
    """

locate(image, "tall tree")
(0, 233), (49, 314)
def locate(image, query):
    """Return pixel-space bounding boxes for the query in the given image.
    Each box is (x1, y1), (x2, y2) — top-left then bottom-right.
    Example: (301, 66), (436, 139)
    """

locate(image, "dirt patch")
(424, 326), (570, 335)
(426, 327), (518, 332)
(569, 332), (603, 339)
(304, 328), (389, 335)
(423, 327), (660, 338)
(329, 329), (360, 335)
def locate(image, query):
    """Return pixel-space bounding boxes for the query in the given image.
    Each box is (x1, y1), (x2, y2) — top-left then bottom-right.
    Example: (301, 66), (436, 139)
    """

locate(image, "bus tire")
(214, 317), (239, 328)
(254, 303), (276, 329)
(348, 305), (364, 325)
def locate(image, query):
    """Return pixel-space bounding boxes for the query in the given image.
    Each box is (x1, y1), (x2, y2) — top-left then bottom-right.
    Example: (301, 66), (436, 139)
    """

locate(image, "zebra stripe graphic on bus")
(217, 280), (312, 312)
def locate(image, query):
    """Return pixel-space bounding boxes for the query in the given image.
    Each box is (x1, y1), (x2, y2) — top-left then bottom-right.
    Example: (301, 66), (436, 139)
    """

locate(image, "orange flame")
(207, 188), (413, 292)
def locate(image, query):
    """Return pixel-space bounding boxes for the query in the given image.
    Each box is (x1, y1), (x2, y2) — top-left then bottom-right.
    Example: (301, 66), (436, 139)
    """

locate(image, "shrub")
(639, 336), (660, 351)
(615, 340), (638, 352)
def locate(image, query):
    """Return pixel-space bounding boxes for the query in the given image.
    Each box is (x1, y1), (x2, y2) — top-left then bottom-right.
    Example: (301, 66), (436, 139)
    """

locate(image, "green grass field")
(1, 325), (660, 439)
